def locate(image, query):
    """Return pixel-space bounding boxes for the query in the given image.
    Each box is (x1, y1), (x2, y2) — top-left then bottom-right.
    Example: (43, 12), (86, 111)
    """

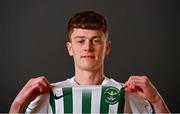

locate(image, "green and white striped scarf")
(49, 85), (125, 114)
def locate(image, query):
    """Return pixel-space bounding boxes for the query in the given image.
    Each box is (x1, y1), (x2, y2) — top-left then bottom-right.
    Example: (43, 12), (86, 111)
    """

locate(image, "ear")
(105, 40), (111, 55)
(66, 42), (73, 56)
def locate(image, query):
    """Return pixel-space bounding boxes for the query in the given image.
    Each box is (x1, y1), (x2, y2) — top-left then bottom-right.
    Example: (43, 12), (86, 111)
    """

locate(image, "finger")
(44, 78), (52, 90)
(39, 76), (51, 87)
(124, 75), (150, 92)
(122, 84), (127, 88)
(29, 84), (45, 101)
(34, 76), (51, 92)
(124, 77), (140, 89)
(41, 76), (52, 90)
(36, 83), (44, 94)
(126, 76), (151, 88)
(38, 81), (51, 93)
(125, 80), (144, 92)
(124, 75), (141, 85)
(129, 75), (150, 84)
(124, 78), (131, 87)
(29, 78), (50, 94)
(125, 87), (136, 92)
(129, 79), (135, 89)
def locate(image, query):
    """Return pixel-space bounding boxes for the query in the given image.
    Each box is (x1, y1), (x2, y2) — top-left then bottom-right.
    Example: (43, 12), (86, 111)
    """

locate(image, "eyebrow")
(74, 36), (101, 39)
(74, 36), (86, 39)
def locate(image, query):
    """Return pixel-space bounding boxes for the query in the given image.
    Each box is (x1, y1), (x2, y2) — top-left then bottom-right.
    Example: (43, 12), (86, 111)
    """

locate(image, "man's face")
(66, 28), (111, 71)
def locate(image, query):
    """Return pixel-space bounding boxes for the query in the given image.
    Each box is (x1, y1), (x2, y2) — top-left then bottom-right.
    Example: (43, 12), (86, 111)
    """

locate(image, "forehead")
(70, 28), (106, 39)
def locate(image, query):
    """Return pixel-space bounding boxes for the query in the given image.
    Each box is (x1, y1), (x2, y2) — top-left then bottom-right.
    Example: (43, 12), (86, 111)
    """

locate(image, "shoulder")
(104, 77), (153, 113)
(103, 77), (123, 87)
(51, 79), (71, 87)
(51, 77), (77, 88)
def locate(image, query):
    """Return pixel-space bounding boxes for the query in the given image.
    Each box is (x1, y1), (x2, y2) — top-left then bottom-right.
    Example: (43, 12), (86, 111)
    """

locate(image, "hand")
(124, 76), (159, 103)
(124, 75), (170, 113)
(10, 76), (51, 113)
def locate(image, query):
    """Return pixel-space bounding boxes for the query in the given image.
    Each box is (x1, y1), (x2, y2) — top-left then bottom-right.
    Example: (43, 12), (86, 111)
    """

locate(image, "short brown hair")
(68, 10), (108, 37)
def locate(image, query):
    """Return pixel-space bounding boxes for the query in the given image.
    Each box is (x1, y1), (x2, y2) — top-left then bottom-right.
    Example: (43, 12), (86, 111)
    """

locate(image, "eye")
(77, 40), (85, 44)
(92, 39), (102, 44)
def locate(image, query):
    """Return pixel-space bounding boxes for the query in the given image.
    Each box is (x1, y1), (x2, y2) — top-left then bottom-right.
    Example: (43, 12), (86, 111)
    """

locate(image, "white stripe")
(54, 88), (64, 113)
(73, 87), (82, 113)
(108, 84), (123, 114)
(109, 103), (119, 114)
(91, 86), (102, 113)
(109, 84), (122, 114)
(48, 98), (53, 113)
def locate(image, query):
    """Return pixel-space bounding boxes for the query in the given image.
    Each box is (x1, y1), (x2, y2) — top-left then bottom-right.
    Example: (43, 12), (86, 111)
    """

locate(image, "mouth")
(81, 55), (95, 59)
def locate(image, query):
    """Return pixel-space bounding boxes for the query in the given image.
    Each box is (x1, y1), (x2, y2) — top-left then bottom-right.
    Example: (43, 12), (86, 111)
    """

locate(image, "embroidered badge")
(104, 86), (121, 105)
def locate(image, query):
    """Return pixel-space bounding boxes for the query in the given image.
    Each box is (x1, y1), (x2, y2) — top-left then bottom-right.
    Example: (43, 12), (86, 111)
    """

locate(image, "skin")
(124, 76), (170, 113)
(66, 28), (111, 85)
(9, 76), (51, 113)
(9, 28), (170, 113)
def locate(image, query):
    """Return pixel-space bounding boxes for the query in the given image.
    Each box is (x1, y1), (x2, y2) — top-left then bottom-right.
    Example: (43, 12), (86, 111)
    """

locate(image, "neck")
(74, 67), (105, 85)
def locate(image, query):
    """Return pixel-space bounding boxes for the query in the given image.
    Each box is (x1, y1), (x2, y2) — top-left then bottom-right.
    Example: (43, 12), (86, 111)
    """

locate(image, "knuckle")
(129, 76), (133, 80)
(39, 76), (47, 81)
(40, 76), (46, 79)
(144, 81), (148, 87)
(143, 77), (149, 86)
(29, 78), (34, 82)
(142, 76), (149, 81)
(38, 76), (45, 80)
(35, 81), (41, 87)
(37, 76), (45, 82)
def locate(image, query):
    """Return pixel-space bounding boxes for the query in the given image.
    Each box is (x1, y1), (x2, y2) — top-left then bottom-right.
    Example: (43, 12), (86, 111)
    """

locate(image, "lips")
(81, 55), (95, 58)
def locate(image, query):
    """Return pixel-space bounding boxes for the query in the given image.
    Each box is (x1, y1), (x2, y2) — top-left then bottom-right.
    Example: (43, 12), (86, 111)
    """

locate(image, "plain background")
(0, 0), (179, 112)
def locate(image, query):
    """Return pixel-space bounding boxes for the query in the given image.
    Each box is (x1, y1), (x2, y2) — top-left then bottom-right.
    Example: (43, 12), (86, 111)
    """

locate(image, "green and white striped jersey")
(49, 85), (125, 114)
(25, 77), (154, 113)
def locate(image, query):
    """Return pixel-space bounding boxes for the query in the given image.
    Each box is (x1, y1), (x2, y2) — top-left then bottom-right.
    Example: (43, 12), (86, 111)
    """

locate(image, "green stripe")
(82, 89), (92, 114)
(49, 90), (56, 114)
(100, 86), (109, 114)
(63, 87), (73, 113)
(117, 88), (125, 113)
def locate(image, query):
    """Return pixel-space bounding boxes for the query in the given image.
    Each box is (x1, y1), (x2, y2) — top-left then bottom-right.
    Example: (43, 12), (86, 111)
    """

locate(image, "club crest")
(104, 86), (121, 105)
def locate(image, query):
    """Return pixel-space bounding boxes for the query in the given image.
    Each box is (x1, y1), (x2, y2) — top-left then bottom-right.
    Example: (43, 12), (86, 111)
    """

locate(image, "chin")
(80, 65), (97, 71)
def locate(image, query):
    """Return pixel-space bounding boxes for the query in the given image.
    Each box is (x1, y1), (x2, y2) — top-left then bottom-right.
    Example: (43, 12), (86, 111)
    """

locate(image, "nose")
(84, 40), (94, 52)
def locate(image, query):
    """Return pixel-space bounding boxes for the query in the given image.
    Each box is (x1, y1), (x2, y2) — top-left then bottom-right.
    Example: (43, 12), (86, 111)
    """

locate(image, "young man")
(10, 10), (170, 113)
